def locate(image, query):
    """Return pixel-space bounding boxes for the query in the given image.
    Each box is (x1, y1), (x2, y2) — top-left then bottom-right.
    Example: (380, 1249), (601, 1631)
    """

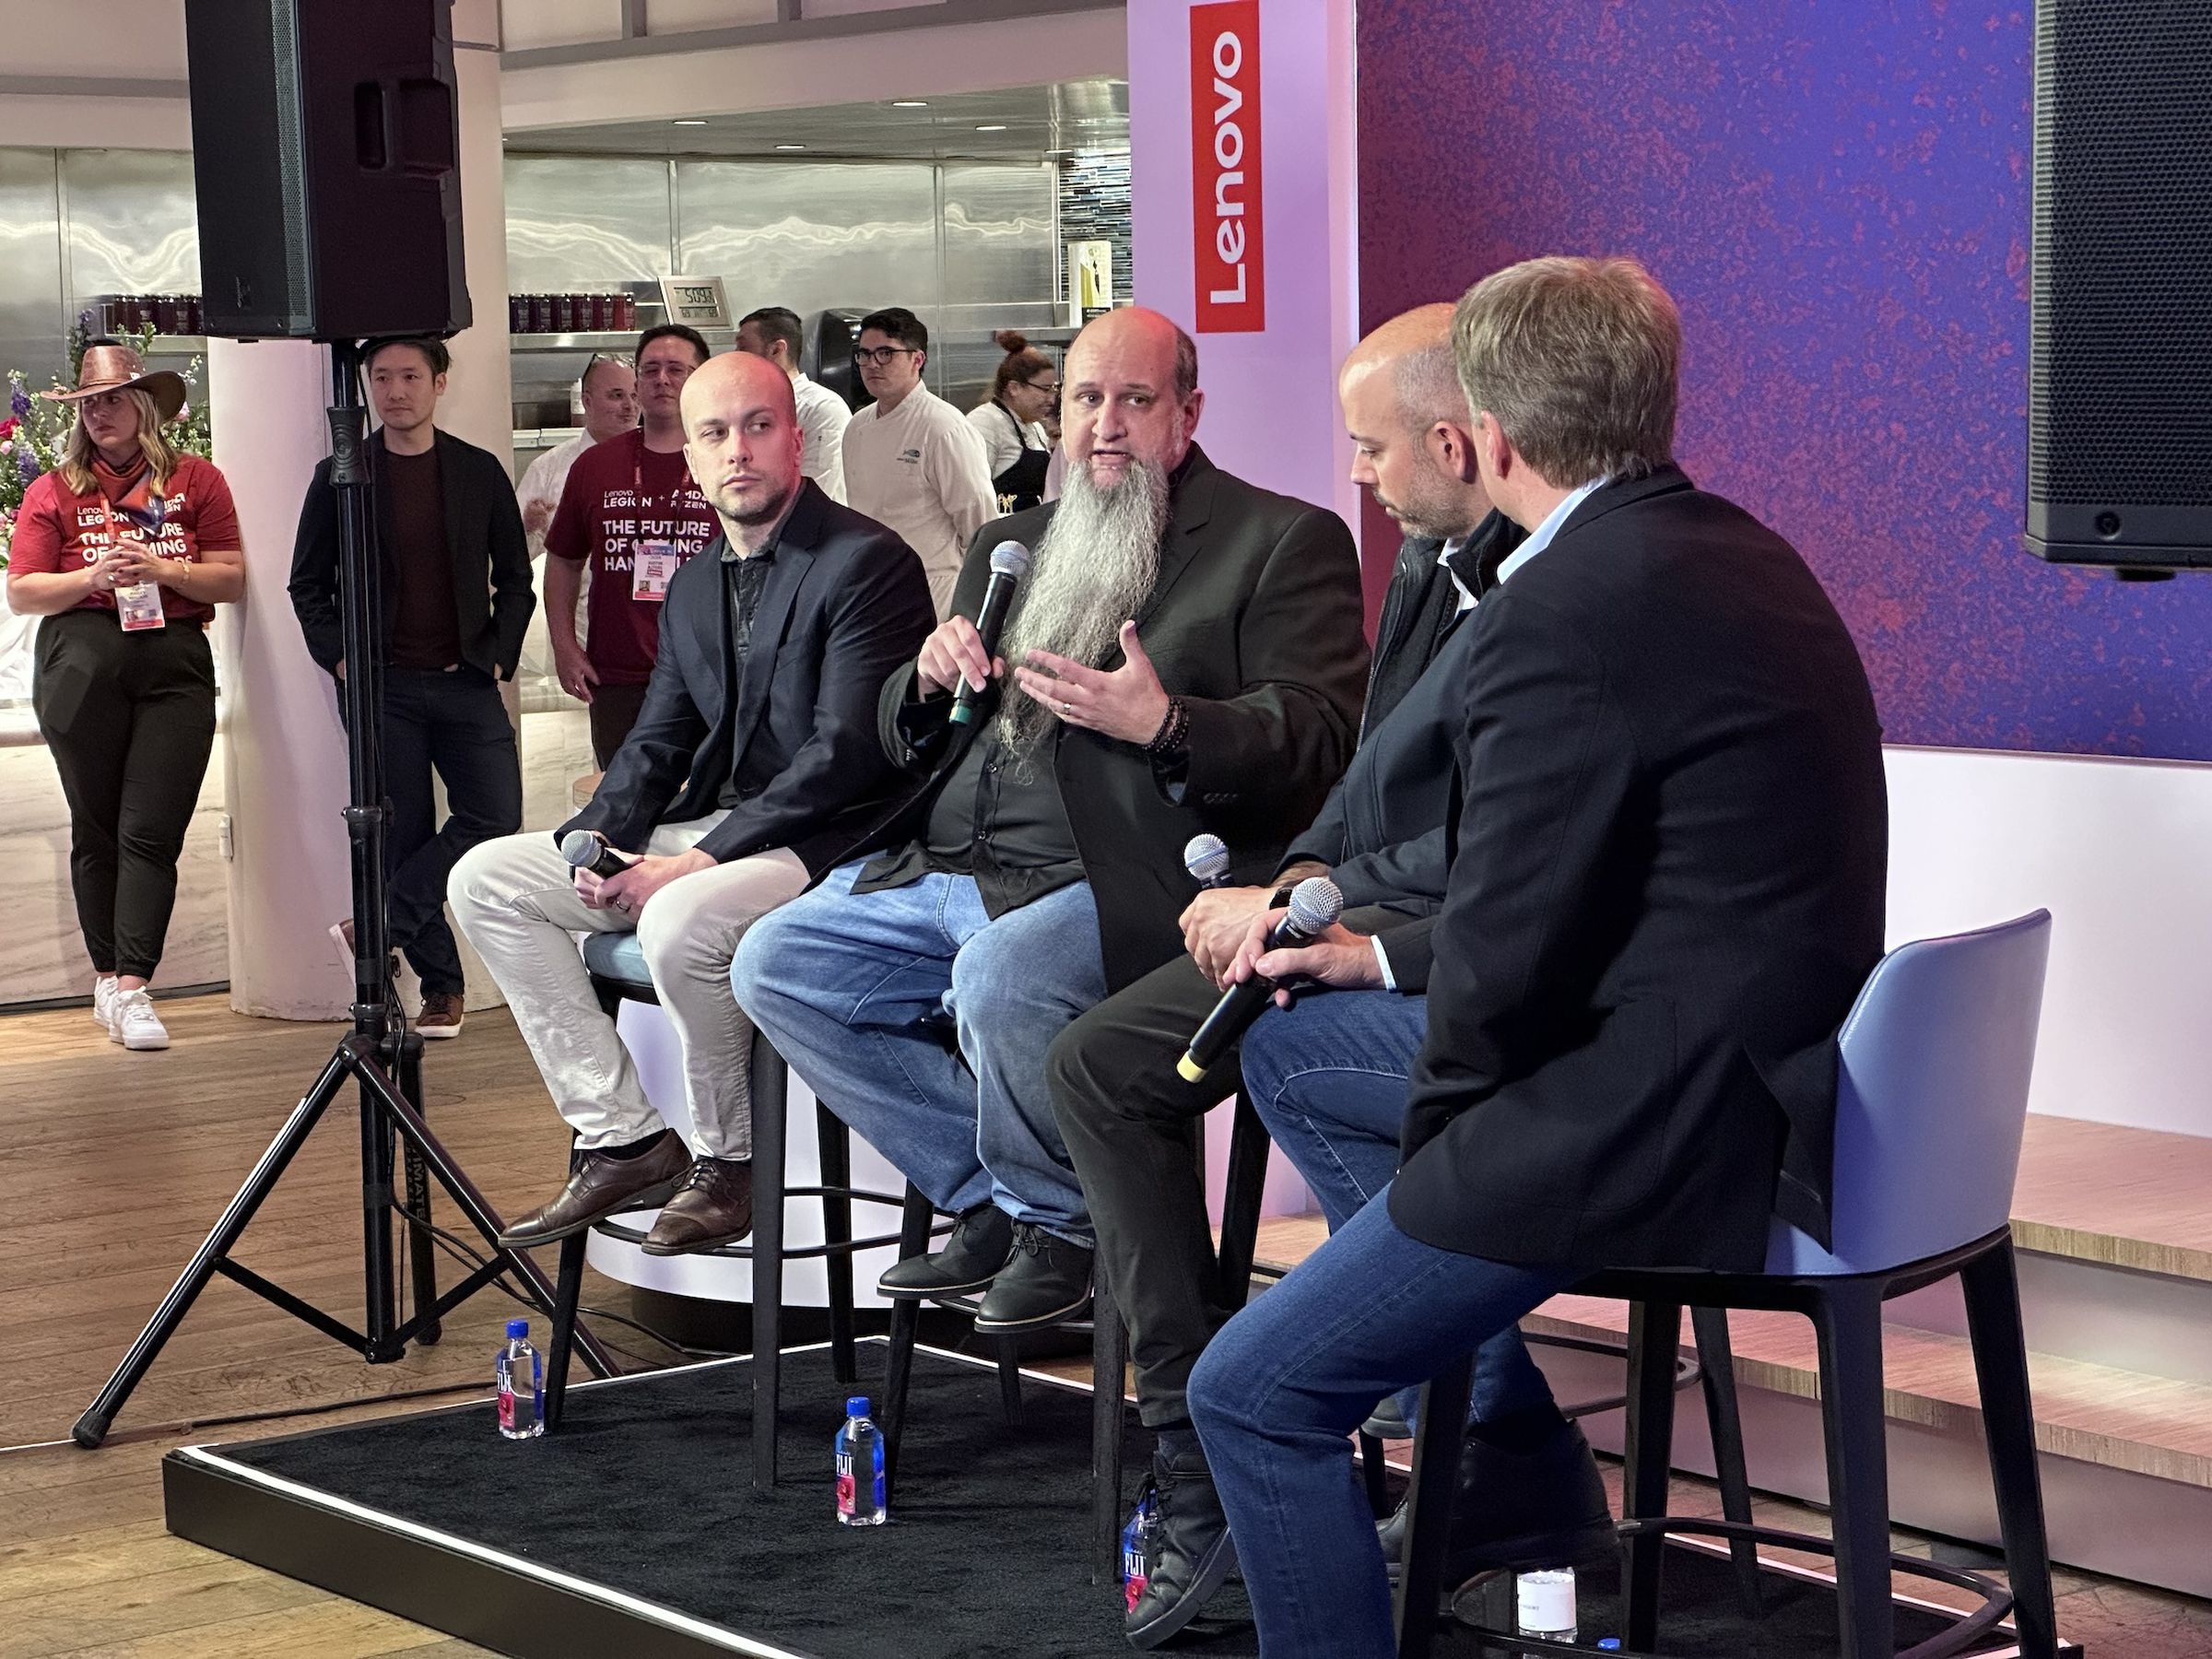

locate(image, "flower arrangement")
(0, 312), (214, 569)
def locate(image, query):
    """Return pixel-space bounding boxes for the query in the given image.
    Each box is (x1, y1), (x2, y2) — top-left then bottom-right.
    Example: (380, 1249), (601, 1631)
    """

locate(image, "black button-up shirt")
(714, 526), (781, 810)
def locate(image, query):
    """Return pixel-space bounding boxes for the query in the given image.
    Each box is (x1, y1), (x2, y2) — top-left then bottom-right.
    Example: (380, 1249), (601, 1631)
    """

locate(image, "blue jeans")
(729, 861), (1104, 1243)
(1188, 1190), (1580, 1658)
(1241, 990), (1559, 1428)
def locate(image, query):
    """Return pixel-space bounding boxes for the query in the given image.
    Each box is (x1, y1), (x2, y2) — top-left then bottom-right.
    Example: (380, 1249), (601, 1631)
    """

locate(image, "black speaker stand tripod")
(74, 339), (616, 1448)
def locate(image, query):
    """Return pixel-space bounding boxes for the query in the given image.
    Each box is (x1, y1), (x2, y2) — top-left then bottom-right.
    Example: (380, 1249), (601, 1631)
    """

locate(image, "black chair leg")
(1959, 1242), (2060, 1659)
(1810, 1281), (1894, 1659)
(1691, 1305), (1763, 1616)
(1394, 1356), (1475, 1659)
(1216, 1092), (1270, 1311)
(1359, 1429), (1394, 1518)
(880, 1184), (933, 1500)
(1091, 1275), (1131, 1583)
(541, 1230), (589, 1433)
(816, 1104), (857, 1386)
(1622, 1299), (1683, 1652)
(748, 1031), (787, 1488)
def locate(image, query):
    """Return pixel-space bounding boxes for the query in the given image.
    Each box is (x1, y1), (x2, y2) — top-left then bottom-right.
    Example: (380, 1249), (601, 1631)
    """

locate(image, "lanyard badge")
(99, 495), (168, 632)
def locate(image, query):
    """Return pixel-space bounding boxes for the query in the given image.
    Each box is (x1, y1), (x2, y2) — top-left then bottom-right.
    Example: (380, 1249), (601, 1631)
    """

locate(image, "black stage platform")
(162, 1339), (2074, 1657)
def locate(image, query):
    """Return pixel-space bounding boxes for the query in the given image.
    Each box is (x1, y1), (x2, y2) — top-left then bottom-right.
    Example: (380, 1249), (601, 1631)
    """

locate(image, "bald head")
(1064, 305), (1206, 488)
(681, 349), (806, 546)
(1339, 302), (1488, 541)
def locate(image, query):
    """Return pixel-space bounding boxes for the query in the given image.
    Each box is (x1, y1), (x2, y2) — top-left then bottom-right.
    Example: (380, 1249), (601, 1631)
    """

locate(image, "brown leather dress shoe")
(641, 1157), (755, 1255)
(498, 1133), (688, 1248)
(418, 991), (465, 1039)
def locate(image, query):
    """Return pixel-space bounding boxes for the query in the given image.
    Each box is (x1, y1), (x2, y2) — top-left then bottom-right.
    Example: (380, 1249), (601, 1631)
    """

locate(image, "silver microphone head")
(1182, 834), (1231, 885)
(989, 540), (1033, 580)
(559, 829), (603, 870)
(1286, 877), (1345, 935)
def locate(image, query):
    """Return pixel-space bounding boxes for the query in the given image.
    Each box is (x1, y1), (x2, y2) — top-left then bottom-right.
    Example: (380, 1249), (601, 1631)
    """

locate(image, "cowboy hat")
(42, 343), (188, 424)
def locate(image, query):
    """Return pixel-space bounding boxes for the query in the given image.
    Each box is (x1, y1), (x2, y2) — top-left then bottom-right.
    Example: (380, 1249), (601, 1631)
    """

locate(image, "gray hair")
(1452, 256), (1678, 486)
(1392, 340), (1470, 435)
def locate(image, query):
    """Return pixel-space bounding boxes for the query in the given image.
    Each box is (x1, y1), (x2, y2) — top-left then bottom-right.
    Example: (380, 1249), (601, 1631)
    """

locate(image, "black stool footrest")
(587, 1183), (912, 1261)
(1447, 1518), (2017, 1659)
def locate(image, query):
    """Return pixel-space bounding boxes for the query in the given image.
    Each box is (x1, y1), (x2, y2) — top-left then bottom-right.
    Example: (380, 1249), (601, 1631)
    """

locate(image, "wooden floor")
(5, 995), (2210, 1655)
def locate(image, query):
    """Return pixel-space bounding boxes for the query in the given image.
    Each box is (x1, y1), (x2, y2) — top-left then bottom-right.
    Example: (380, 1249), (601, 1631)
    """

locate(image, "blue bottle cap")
(1598, 1641), (1622, 1652)
(846, 1395), (871, 1418)
(506, 1317), (529, 1339)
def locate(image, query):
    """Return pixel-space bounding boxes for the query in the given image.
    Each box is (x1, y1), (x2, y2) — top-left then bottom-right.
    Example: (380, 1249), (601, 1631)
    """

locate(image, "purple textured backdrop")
(1358, 0), (2212, 759)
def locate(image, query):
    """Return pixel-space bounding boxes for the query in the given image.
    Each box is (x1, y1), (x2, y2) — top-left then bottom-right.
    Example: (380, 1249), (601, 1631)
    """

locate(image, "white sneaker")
(93, 974), (119, 1033)
(110, 987), (171, 1052)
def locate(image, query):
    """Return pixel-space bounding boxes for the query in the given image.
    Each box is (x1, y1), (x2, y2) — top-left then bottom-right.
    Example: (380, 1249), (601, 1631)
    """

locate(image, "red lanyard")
(632, 439), (702, 517)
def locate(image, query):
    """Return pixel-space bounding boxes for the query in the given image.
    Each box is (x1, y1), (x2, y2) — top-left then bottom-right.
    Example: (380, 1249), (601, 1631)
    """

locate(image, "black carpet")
(206, 1342), (2013, 1657)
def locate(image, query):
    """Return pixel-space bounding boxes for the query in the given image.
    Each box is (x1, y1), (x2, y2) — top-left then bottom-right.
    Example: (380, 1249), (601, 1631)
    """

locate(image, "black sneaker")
(1125, 1449), (1238, 1649)
(972, 1223), (1093, 1333)
(1377, 1418), (1617, 1583)
(877, 1203), (1016, 1299)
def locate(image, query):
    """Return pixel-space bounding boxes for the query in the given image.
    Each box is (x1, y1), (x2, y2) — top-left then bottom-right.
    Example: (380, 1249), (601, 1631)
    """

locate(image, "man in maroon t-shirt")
(544, 324), (719, 766)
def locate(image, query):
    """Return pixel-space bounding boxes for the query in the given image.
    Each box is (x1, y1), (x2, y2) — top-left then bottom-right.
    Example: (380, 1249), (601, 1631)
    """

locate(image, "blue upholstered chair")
(1397, 911), (2060, 1659)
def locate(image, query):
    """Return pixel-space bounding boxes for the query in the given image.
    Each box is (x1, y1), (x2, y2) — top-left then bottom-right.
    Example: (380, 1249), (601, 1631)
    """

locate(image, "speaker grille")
(2029, 1), (2212, 509)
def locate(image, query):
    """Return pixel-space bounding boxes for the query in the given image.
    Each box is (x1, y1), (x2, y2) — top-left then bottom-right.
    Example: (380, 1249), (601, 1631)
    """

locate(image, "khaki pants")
(450, 814), (808, 1158)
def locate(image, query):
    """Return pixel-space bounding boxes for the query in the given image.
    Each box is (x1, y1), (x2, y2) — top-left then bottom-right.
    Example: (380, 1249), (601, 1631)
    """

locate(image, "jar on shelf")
(550, 294), (575, 334)
(526, 294), (552, 333)
(509, 294), (527, 333)
(615, 293), (638, 330)
(182, 294), (204, 335)
(151, 295), (182, 334)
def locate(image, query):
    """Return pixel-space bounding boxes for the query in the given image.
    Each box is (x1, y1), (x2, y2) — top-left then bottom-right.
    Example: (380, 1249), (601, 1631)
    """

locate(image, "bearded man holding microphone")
(733, 305), (1370, 1337)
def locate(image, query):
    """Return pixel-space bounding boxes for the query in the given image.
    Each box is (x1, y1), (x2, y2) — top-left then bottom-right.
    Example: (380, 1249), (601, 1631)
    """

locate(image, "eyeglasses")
(852, 345), (919, 367)
(1021, 379), (1061, 397)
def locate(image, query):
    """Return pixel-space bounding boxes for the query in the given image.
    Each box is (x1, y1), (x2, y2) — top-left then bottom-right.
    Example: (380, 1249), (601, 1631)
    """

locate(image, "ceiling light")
(775, 144), (806, 150)
(672, 119), (709, 127)
(975, 124), (1007, 132)
(892, 100), (929, 108)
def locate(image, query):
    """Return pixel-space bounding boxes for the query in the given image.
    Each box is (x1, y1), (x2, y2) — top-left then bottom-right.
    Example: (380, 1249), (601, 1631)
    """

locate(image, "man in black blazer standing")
(1186, 258), (1888, 1659)
(733, 306), (1369, 1335)
(289, 336), (535, 1037)
(451, 353), (934, 1255)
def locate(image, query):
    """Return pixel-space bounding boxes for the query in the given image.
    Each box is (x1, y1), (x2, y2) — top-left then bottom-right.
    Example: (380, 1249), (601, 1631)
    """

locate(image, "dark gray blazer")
(559, 480), (935, 874)
(1390, 466), (1888, 1272)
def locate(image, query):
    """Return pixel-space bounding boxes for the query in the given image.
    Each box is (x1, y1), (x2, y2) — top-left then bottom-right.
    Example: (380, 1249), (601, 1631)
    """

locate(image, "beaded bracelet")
(1145, 694), (1190, 757)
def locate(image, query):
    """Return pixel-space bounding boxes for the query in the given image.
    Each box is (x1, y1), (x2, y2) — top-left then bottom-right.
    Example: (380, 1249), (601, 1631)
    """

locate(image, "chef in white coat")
(838, 306), (994, 616)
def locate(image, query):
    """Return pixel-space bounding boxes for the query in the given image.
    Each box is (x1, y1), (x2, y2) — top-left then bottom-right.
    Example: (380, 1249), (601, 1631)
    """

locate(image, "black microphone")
(949, 539), (1034, 727)
(1177, 877), (1345, 1081)
(559, 829), (636, 880)
(1183, 833), (1233, 889)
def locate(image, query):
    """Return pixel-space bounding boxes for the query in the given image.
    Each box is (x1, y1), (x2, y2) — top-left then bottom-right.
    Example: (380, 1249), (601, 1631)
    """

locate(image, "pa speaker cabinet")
(2026, 1), (2212, 571)
(184, 0), (470, 343)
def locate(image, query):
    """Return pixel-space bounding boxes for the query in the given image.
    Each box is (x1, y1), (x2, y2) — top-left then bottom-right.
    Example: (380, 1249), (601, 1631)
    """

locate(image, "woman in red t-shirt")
(5, 342), (244, 1051)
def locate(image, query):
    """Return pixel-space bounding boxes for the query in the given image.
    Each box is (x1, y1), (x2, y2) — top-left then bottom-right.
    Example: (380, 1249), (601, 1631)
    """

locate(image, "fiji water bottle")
(496, 1317), (544, 1440)
(836, 1396), (888, 1525)
(1121, 1484), (1162, 1611)
(1515, 1566), (1577, 1643)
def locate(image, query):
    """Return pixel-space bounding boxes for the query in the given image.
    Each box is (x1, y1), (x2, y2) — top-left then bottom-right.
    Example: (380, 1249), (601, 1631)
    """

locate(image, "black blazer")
(865, 445), (1370, 993)
(1389, 466), (1888, 1272)
(288, 428), (535, 680)
(1281, 513), (1525, 982)
(559, 481), (935, 875)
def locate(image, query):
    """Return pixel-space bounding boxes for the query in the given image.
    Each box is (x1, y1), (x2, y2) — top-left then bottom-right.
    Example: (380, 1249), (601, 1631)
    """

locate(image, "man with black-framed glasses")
(839, 305), (994, 615)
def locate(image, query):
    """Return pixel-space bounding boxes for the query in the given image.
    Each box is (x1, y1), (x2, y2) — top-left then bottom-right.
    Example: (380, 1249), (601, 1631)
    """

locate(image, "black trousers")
(1048, 948), (1248, 1429)
(34, 609), (218, 982)
(586, 678), (650, 771)
(377, 666), (522, 996)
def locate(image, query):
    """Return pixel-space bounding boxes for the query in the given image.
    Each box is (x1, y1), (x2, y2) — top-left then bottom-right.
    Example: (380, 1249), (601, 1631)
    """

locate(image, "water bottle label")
(836, 1447), (856, 1518)
(498, 1385), (516, 1431)
(1516, 1572), (1576, 1633)
(1122, 1545), (1148, 1612)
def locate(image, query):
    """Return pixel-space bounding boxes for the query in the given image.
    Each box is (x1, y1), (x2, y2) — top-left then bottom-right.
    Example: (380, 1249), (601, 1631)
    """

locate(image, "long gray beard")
(995, 456), (1171, 762)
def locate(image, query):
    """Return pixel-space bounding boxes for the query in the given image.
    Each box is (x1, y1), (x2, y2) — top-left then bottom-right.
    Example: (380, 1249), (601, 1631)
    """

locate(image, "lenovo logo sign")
(1190, 0), (1265, 334)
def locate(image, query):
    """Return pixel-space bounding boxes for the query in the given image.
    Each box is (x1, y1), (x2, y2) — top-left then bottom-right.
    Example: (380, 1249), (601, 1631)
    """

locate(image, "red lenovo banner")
(1190, 0), (1265, 333)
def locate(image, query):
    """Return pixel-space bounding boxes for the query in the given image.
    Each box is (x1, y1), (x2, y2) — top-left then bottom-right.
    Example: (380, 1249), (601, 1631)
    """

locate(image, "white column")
(441, 0), (514, 472)
(212, 339), (353, 1018)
